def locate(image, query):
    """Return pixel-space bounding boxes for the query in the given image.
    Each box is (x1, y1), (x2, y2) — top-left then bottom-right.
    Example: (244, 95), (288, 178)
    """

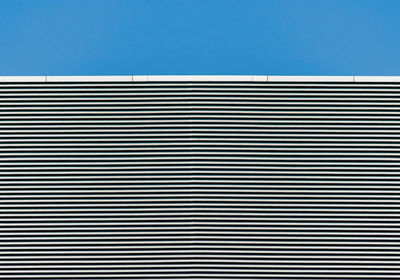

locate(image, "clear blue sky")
(0, 0), (399, 76)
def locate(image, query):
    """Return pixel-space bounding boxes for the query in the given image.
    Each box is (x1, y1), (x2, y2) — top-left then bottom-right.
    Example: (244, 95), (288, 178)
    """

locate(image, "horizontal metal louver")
(1, 76), (400, 279)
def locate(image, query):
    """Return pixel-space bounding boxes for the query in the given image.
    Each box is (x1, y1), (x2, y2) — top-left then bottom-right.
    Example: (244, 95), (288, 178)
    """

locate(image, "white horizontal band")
(0, 75), (400, 82)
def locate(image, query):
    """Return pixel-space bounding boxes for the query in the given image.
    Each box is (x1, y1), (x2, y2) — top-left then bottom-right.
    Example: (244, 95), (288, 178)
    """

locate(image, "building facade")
(0, 75), (399, 279)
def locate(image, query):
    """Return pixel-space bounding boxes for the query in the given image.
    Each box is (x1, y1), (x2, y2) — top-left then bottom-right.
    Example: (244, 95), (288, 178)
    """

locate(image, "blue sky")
(0, 0), (399, 76)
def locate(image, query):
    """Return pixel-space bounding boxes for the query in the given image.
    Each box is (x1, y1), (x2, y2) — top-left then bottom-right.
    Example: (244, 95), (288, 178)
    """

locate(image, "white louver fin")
(0, 75), (399, 279)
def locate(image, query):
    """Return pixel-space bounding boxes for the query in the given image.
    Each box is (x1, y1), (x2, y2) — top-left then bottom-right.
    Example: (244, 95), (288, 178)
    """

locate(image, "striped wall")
(0, 77), (399, 279)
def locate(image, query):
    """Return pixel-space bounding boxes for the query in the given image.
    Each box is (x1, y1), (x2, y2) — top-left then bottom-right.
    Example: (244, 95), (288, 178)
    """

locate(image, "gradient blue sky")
(0, 0), (399, 76)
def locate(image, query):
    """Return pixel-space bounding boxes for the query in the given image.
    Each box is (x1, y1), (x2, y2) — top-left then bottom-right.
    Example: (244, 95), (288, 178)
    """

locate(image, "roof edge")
(1, 75), (400, 83)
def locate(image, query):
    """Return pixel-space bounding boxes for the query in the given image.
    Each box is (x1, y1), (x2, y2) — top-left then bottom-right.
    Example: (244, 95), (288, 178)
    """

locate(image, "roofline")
(1, 75), (400, 83)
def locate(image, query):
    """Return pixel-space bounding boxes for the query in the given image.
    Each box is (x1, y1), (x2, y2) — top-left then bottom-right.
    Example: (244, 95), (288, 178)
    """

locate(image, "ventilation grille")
(1, 80), (399, 279)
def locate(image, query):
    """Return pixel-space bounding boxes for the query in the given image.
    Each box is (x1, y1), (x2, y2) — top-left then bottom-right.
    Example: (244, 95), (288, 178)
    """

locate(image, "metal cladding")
(0, 76), (400, 279)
